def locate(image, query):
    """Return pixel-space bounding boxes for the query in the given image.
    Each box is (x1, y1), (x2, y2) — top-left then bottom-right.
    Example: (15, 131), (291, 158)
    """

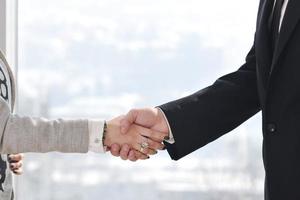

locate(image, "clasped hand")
(105, 108), (169, 161)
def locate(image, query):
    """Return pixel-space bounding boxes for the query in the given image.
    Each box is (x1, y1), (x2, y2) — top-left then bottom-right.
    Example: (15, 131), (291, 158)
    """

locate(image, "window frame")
(0, 0), (18, 75)
(0, 0), (6, 52)
(0, 0), (19, 199)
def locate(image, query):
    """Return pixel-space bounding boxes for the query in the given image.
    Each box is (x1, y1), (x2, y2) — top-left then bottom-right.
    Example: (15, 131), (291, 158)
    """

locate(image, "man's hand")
(109, 108), (170, 161)
(8, 154), (24, 175)
(105, 115), (166, 161)
(120, 108), (169, 134)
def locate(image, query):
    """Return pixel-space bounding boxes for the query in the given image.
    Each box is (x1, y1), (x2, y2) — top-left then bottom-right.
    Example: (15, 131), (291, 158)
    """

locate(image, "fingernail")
(164, 136), (170, 140)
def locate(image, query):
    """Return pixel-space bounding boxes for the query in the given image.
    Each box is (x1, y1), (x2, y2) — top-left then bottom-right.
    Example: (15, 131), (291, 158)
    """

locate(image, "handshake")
(104, 107), (170, 161)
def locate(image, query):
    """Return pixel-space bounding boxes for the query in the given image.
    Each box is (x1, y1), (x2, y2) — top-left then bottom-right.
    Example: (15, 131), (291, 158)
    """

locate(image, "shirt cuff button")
(94, 138), (101, 143)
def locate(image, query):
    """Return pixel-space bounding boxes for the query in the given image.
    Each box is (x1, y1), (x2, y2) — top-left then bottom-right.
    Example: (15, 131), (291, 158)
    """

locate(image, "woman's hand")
(109, 108), (170, 161)
(104, 116), (166, 160)
(8, 154), (24, 175)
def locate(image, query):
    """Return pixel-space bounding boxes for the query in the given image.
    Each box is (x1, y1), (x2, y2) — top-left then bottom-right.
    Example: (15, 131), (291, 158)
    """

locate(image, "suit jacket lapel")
(271, 0), (300, 72)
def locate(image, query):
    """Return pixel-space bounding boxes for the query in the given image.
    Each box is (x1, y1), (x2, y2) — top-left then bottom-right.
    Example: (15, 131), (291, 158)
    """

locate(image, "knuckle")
(113, 153), (120, 157)
(120, 151), (128, 157)
(151, 142), (159, 149)
(113, 148), (121, 153)
(142, 149), (149, 155)
(129, 155), (136, 161)
(131, 108), (138, 113)
(121, 155), (127, 160)
(128, 109), (137, 116)
(136, 152), (143, 158)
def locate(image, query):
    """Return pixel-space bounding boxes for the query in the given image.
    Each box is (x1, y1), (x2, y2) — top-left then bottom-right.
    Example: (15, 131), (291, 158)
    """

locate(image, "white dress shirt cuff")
(88, 119), (106, 153)
(156, 107), (175, 144)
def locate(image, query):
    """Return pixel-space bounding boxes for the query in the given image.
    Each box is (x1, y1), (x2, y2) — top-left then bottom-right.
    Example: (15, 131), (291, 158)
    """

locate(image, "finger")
(10, 162), (22, 170)
(137, 126), (167, 143)
(133, 150), (149, 160)
(147, 139), (165, 151)
(145, 148), (158, 155)
(120, 144), (131, 160)
(8, 154), (24, 162)
(128, 151), (137, 162)
(132, 141), (157, 156)
(120, 120), (131, 134)
(138, 130), (165, 150)
(120, 109), (139, 134)
(13, 169), (23, 175)
(110, 144), (121, 157)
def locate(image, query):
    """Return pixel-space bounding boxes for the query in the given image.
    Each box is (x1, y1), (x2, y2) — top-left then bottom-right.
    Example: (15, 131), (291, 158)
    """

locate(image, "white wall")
(0, 0), (18, 69)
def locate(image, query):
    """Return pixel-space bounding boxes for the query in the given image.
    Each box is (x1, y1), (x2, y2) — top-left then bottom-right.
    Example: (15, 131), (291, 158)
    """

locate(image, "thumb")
(120, 119), (130, 134)
(120, 109), (139, 134)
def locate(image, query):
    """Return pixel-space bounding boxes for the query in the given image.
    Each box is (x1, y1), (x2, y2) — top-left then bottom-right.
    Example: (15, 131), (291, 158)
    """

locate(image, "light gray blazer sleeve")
(0, 98), (90, 154)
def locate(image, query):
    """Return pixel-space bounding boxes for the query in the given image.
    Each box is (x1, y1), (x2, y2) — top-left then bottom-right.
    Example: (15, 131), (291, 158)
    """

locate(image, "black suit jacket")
(159, 0), (300, 199)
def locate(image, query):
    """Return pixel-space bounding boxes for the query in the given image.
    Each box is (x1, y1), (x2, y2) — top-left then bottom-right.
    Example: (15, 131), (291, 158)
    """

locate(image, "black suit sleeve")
(159, 44), (261, 160)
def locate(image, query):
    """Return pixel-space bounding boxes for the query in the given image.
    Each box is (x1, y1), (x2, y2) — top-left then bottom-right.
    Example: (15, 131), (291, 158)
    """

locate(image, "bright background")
(16, 0), (264, 199)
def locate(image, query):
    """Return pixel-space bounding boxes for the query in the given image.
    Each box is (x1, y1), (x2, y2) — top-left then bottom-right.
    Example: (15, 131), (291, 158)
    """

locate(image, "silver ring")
(140, 146), (145, 153)
(141, 142), (149, 149)
(140, 140), (149, 152)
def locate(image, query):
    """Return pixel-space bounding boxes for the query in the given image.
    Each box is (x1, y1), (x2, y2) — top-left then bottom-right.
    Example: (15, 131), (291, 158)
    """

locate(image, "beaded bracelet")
(102, 120), (108, 152)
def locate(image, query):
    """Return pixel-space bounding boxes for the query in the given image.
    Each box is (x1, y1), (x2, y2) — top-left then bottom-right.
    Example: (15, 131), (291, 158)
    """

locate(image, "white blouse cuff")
(88, 119), (106, 153)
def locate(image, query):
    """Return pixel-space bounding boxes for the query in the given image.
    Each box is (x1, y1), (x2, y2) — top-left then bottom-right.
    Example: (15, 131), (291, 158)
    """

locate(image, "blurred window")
(17, 0), (263, 200)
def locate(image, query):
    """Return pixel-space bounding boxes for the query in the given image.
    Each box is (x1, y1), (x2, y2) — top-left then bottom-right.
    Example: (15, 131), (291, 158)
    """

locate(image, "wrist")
(103, 118), (120, 147)
(88, 120), (108, 153)
(155, 107), (170, 135)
